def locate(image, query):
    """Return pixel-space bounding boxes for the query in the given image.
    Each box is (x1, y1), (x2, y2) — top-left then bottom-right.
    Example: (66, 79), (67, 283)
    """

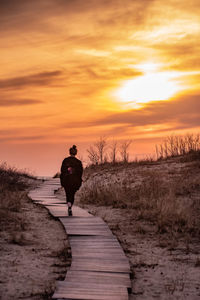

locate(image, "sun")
(114, 62), (183, 107)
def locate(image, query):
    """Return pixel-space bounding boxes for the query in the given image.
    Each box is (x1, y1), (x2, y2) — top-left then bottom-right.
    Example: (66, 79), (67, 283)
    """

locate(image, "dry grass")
(79, 153), (200, 237)
(0, 163), (35, 240)
(0, 162), (34, 190)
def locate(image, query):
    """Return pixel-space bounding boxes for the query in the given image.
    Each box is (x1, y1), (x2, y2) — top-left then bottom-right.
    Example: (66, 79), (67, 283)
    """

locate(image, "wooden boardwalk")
(28, 179), (131, 300)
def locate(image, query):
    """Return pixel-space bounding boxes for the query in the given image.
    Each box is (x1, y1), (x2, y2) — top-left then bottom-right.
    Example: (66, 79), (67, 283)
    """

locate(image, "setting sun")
(115, 63), (183, 106)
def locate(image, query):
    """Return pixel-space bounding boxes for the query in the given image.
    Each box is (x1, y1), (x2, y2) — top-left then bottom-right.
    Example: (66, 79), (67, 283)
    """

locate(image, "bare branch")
(94, 136), (107, 164)
(109, 139), (118, 164)
(87, 146), (99, 165)
(120, 139), (132, 163)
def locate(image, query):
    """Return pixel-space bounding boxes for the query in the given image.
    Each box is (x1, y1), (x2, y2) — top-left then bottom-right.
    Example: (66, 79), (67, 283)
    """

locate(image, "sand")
(0, 181), (71, 300)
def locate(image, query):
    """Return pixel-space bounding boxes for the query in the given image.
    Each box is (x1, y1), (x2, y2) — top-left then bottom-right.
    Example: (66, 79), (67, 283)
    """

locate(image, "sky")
(0, 0), (200, 175)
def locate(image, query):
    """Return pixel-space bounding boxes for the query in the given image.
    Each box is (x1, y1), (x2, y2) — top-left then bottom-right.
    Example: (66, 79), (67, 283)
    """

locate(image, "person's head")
(69, 145), (77, 156)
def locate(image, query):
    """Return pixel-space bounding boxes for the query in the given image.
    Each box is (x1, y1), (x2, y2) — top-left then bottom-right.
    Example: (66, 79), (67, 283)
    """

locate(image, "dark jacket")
(60, 156), (83, 190)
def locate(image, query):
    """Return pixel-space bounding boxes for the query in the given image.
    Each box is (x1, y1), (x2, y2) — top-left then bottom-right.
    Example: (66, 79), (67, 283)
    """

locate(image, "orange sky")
(1, 0), (200, 175)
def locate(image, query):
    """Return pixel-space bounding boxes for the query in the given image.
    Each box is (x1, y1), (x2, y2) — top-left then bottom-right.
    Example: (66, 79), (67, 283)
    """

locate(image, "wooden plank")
(63, 270), (131, 287)
(43, 203), (66, 207)
(53, 292), (128, 300)
(71, 248), (123, 254)
(72, 257), (130, 265)
(71, 258), (130, 273)
(71, 246), (126, 252)
(70, 245), (122, 251)
(66, 226), (111, 231)
(66, 230), (113, 236)
(53, 285), (128, 300)
(70, 241), (120, 246)
(60, 216), (104, 222)
(72, 253), (128, 260)
(62, 221), (106, 226)
(57, 281), (127, 291)
(31, 195), (58, 198)
(66, 270), (130, 279)
(39, 200), (65, 204)
(70, 238), (119, 243)
(71, 246), (127, 254)
(66, 224), (111, 228)
(70, 238), (119, 242)
(35, 200), (65, 204)
(65, 225), (112, 231)
(70, 244), (121, 249)
(55, 288), (127, 296)
(69, 235), (118, 242)
(66, 226), (112, 232)
(61, 219), (103, 223)
(71, 247), (124, 254)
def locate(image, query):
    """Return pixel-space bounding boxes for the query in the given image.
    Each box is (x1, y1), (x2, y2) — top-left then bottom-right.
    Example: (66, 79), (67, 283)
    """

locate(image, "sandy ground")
(0, 181), (71, 300)
(56, 171), (200, 300)
(1, 169), (199, 299)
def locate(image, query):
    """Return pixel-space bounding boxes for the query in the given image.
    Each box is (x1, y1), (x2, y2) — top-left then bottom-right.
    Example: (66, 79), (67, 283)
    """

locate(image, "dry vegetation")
(80, 134), (200, 239)
(79, 152), (200, 239)
(0, 163), (70, 300)
(0, 163), (33, 234)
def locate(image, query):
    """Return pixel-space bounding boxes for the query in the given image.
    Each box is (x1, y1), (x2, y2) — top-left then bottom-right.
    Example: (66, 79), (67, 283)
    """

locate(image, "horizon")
(1, 0), (200, 175)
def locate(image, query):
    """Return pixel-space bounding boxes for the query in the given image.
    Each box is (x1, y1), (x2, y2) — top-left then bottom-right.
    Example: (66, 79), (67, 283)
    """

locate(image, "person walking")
(60, 145), (83, 216)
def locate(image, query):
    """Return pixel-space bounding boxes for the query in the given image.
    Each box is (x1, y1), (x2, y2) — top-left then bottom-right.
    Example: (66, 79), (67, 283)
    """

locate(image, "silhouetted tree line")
(87, 137), (132, 165)
(155, 133), (200, 159)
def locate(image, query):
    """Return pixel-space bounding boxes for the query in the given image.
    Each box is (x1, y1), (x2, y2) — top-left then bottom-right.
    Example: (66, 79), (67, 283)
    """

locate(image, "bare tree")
(87, 146), (99, 165)
(155, 133), (200, 160)
(120, 139), (132, 163)
(194, 134), (200, 151)
(179, 136), (186, 155)
(94, 136), (107, 164)
(155, 144), (160, 160)
(110, 139), (118, 164)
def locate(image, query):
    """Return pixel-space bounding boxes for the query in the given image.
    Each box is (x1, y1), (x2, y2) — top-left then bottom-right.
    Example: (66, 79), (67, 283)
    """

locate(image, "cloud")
(64, 94), (200, 132)
(95, 95), (200, 127)
(0, 135), (45, 142)
(86, 67), (142, 80)
(0, 126), (46, 142)
(0, 71), (62, 90)
(0, 0), (156, 40)
(0, 97), (43, 106)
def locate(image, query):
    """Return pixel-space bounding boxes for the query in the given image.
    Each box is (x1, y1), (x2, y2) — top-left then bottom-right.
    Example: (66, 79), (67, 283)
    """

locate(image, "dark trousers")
(64, 186), (76, 206)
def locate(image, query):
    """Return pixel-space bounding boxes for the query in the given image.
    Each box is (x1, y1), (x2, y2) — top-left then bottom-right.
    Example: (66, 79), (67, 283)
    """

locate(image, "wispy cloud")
(63, 94), (200, 132)
(0, 135), (45, 142)
(91, 94), (200, 129)
(0, 97), (42, 106)
(0, 71), (62, 89)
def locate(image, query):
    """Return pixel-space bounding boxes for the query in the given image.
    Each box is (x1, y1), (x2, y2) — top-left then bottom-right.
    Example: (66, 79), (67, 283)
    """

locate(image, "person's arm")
(80, 161), (83, 178)
(77, 160), (83, 178)
(60, 159), (66, 174)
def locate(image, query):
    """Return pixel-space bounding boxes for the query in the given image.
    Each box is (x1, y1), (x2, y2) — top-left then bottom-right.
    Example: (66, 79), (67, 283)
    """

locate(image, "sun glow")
(115, 63), (184, 106)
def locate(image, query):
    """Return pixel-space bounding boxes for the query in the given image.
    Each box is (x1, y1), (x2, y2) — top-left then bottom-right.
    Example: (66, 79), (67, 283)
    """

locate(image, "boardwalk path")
(28, 178), (131, 300)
